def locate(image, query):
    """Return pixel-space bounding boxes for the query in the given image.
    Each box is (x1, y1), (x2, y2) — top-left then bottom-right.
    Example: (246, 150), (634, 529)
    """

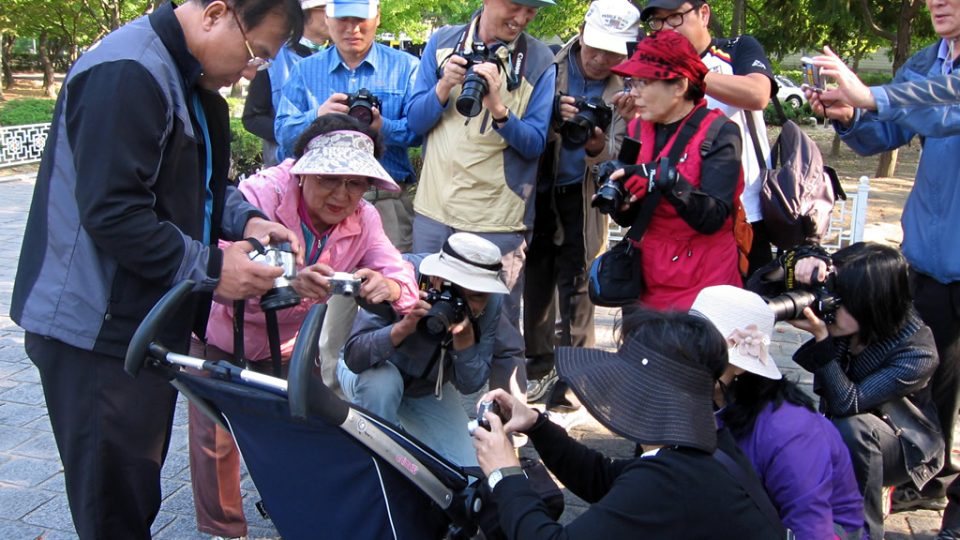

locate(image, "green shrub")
(764, 100), (814, 126)
(0, 98), (56, 126)
(230, 117), (263, 179)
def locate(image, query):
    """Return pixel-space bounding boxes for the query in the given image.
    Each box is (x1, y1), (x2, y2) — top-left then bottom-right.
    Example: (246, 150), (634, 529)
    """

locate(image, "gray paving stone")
(0, 401), (47, 427)
(0, 486), (54, 520)
(0, 518), (46, 539)
(36, 471), (66, 493)
(0, 424), (37, 452)
(21, 414), (53, 432)
(22, 493), (75, 532)
(10, 432), (61, 460)
(8, 365), (39, 384)
(148, 510), (177, 537)
(0, 456), (61, 487)
(0, 381), (45, 406)
(159, 449), (189, 480)
(151, 514), (208, 539)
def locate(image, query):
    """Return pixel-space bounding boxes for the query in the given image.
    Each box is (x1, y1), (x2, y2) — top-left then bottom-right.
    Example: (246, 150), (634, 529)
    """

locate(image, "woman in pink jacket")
(190, 113), (419, 539)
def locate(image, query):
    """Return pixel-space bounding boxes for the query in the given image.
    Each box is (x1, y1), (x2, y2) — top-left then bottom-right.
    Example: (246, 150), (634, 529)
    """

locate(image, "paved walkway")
(0, 173), (947, 538)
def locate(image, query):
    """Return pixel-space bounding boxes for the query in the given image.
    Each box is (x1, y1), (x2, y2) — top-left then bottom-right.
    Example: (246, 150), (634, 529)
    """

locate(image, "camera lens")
(456, 72), (488, 118)
(418, 302), (460, 337)
(765, 290), (817, 322)
(348, 101), (374, 125)
(560, 114), (595, 149)
(592, 182), (624, 215)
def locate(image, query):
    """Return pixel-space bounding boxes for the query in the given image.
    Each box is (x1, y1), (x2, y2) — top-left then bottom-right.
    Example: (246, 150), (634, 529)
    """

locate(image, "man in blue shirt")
(805, 1), (960, 536)
(275, 0), (420, 251)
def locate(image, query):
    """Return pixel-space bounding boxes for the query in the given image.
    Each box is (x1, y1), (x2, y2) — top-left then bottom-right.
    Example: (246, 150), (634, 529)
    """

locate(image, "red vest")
(628, 104), (744, 311)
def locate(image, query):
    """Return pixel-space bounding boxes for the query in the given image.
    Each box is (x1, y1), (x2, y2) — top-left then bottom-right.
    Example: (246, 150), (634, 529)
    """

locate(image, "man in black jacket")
(9, 1), (303, 537)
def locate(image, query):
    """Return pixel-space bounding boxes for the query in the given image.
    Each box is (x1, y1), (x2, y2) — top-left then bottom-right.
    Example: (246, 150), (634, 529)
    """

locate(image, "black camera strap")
(624, 105), (712, 244)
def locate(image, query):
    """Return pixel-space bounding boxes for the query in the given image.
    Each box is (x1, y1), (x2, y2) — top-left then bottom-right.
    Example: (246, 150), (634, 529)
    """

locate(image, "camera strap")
(624, 105), (711, 244)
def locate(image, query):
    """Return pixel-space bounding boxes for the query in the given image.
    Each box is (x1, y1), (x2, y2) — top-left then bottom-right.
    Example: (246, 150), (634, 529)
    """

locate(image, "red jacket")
(633, 106), (743, 310)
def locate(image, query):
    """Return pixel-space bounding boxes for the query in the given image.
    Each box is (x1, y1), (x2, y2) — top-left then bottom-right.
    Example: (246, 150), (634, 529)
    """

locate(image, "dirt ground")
(3, 75), (917, 243)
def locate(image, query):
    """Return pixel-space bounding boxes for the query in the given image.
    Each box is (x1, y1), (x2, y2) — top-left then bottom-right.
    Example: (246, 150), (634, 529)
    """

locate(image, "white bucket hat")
(690, 285), (782, 380)
(419, 233), (509, 295)
(290, 130), (399, 192)
(582, 0), (641, 55)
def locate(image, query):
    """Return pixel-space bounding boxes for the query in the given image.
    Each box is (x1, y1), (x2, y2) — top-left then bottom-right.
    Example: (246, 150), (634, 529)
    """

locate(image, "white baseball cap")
(300, 0), (328, 9)
(582, 0), (641, 55)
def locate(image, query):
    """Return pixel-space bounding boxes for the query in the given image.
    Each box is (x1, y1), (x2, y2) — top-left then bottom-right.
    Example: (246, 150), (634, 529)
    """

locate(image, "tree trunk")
(0, 32), (4, 101)
(831, 132), (842, 158)
(38, 32), (57, 98)
(876, 148), (899, 177)
(230, 82), (244, 98)
(730, 0), (746, 36)
(2, 35), (14, 90)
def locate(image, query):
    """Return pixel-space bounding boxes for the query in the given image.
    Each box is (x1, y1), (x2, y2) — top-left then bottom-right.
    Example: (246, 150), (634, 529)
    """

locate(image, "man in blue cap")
(406, 0), (557, 404)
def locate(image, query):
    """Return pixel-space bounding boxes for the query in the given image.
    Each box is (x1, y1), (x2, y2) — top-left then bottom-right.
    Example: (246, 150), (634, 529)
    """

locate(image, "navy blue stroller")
(124, 281), (489, 539)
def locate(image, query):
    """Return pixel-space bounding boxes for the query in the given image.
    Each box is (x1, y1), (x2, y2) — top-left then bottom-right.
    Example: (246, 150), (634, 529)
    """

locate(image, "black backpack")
(745, 99), (845, 250)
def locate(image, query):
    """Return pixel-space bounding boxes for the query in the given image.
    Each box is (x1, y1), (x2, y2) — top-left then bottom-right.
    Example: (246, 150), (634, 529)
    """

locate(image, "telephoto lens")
(764, 290), (817, 322)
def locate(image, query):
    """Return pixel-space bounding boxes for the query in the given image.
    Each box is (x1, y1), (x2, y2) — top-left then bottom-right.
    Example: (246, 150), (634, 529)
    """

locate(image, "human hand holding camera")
(290, 262), (335, 299)
(354, 268), (400, 305)
(437, 55), (468, 104)
(216, 239), (285, 300)
(317, 93), (351, 117)
(472, 389), (537, 475)
(472, 62), (506, 118)
(389, 293), (431, 346)
(613, 158), (679, 204)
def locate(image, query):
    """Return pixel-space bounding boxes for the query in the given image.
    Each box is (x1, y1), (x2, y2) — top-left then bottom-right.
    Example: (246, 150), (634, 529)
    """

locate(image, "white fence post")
(851, 175), (870, 243)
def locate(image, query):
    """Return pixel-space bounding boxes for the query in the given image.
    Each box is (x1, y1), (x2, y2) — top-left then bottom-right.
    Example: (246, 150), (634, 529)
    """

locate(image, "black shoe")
(526, 354), (555, 381)
(545, 381), (581, 412)
(891, 486), (947, 512)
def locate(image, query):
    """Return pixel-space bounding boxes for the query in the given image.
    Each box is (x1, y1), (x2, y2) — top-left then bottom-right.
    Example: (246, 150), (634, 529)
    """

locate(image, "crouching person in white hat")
(338, 233), (509, 465)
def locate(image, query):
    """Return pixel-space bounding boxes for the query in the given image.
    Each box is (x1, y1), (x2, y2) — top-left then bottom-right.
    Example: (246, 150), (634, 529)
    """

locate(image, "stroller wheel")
(526, 368), (558, 403)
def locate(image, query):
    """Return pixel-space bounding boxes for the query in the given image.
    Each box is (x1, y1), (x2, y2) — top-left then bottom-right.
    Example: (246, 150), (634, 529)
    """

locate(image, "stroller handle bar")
(124, 279), (195, 377)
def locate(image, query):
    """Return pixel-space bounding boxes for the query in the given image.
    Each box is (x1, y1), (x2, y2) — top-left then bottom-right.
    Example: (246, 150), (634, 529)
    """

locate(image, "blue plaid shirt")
(275, 43), (421, 183)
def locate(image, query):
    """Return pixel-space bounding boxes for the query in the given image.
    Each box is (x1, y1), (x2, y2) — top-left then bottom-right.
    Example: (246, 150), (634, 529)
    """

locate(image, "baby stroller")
(124, 281), (491, 540)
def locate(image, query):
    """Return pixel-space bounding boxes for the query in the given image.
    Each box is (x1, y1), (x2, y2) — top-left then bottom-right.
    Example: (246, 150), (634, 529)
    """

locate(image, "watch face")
(487, 470), (503, 490)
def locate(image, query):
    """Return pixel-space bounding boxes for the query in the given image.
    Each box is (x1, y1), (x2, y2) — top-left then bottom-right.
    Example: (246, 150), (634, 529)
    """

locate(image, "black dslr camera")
(763, 248), (842, 323)
(346, 88), (381, 125)
(418, 283), (468, 338)
(591, 137), (641, 215)
(559, 95), (613, 149)
(456, 42), (503, 118)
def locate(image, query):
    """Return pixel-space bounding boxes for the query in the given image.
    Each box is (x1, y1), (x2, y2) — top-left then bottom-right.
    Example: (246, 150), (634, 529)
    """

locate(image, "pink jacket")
(206, 159), (418, 361)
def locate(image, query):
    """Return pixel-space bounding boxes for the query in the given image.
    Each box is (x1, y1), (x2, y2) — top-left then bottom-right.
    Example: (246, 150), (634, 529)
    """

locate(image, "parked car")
(775, 75), (807, 108)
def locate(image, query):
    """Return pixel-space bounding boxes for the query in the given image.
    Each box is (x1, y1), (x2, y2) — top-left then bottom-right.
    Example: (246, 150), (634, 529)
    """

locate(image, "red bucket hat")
(611, 31), (708, 93)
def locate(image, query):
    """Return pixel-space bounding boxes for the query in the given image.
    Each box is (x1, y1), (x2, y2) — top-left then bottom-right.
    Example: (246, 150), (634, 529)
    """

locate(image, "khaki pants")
(365, 183), (416, 253)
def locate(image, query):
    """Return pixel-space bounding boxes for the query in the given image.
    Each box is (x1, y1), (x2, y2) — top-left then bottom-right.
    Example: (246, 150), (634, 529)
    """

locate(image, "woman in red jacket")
(606, 31), (743, 310)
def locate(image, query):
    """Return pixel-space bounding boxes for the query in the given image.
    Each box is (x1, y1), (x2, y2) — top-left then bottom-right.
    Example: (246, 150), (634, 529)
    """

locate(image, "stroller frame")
(125, 281), (487, 539)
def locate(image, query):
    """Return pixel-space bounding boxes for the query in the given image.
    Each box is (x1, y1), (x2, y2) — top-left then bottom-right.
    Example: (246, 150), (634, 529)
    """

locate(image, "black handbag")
(587, 106), (712, 307)
(588, 193), (660, 307)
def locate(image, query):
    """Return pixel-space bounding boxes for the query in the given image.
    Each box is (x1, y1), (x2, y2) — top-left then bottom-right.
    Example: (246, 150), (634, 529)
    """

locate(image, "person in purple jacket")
(692, 285), (866, 540)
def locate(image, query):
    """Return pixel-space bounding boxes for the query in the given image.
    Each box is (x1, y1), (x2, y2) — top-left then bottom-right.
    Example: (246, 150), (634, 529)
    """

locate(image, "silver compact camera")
(467, 400), (502, 435)
(329, 272), (363, 297)
(248, 242), (300, 311)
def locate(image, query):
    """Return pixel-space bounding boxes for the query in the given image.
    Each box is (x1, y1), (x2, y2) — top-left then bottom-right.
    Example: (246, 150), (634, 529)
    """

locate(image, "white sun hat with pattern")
(290, 130), (399, 192)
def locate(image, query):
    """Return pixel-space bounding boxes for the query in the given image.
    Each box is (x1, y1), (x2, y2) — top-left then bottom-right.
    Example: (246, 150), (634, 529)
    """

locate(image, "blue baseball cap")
(326, 0), (379, 19)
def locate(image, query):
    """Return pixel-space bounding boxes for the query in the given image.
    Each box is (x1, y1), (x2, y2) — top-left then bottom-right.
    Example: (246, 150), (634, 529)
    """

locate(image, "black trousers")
(910, 272), (960, 531)
(523, 184), (596, 379)
(26, 332), (178, 540)
(745, 219), (775, 280)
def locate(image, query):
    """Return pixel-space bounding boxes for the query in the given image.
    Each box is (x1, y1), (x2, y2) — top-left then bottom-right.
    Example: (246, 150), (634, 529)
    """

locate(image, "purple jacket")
(206, 159), (418, 360)
(734, 402), (865, 540)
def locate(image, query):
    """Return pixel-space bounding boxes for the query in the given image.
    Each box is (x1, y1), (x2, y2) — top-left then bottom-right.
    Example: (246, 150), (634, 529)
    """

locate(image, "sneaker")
(527, 369), (558, 404)
(891, 486), (947, 513)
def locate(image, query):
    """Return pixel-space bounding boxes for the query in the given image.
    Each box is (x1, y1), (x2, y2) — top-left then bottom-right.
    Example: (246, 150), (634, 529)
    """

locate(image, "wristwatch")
(487, 465), (525, 490)
(492, 108), (510, 128)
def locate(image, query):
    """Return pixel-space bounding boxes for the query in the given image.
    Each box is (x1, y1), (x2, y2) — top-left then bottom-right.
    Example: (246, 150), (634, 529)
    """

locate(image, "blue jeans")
(336, 359), (478, 467)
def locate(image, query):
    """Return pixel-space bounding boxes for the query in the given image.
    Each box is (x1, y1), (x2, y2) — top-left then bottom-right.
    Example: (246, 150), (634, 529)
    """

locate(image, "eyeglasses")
(646, 6), (696, 31)
(624, 78), (655, 92)
(308, 175), (372, 196)
(230, 7), (272, 71)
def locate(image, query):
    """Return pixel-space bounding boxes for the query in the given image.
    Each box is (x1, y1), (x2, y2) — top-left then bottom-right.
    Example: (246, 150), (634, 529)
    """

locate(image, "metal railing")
(0, 123), (50, 168)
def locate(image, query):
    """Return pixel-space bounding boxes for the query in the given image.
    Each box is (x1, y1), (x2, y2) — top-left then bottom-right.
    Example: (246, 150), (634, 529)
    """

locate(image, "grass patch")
(0, 98), (56, 126)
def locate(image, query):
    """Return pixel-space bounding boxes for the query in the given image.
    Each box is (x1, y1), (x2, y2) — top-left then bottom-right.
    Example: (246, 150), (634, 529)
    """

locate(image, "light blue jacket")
(837, 41), (960, 283)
